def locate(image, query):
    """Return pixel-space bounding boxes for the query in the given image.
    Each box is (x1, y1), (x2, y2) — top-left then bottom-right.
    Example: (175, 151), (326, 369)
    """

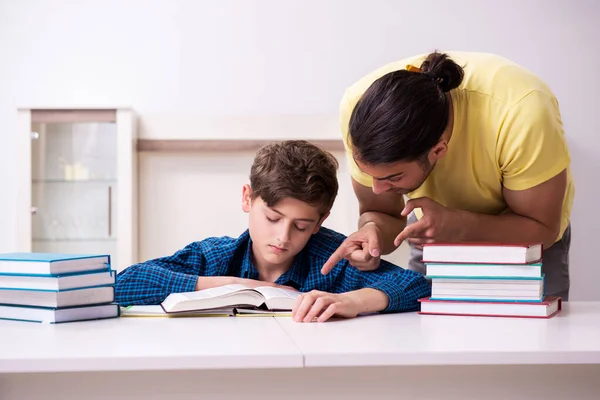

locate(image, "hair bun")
(420, 51), (464, 92)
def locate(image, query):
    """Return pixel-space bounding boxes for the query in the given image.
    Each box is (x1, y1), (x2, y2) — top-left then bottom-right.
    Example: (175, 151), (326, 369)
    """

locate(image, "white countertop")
(275, 302), (600, 367)
(1, 302), (599, 373)
(0, 316), (303, 373)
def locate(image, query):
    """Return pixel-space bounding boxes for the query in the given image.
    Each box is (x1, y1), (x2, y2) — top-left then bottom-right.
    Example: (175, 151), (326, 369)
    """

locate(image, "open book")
(147, 284), (300, 315)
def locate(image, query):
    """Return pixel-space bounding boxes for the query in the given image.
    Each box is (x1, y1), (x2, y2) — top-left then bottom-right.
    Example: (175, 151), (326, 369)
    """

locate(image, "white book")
(431, 277), (544, 298)
(160, 284), (301, 313)
(422, 243), (542, 264)
(426, 263), (543, 278)
(419, 296), (562, 318)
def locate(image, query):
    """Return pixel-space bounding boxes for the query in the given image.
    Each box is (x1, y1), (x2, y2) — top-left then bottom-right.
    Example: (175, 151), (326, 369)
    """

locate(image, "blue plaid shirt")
(116, 227), (431, 313)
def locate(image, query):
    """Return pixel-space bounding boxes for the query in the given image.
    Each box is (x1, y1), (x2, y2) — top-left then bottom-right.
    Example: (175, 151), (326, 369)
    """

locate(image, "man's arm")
(397, 170), (567, 249)
(458, 169), (567, 249)
(321, 178), (406, 274)
(353, 177), (406, 255)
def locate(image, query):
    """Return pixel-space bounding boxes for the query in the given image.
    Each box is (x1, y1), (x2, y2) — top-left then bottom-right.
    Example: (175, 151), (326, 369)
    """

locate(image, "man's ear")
(241, 184), (253, 213)
(312, 211), (330, 234)
(429, 140), (448, 162)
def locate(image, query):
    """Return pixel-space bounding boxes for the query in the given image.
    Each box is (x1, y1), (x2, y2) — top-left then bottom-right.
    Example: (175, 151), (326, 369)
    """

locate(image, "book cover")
(418, 296), (562, 319)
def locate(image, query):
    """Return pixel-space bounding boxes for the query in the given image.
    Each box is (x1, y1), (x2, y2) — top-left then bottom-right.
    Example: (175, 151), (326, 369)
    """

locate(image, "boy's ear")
(241, 184), (253, 213)
(312, 211), (330, 234)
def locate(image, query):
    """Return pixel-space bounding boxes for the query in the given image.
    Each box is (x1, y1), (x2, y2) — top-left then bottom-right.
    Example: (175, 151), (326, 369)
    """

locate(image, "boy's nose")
(278, 226), (292, 244)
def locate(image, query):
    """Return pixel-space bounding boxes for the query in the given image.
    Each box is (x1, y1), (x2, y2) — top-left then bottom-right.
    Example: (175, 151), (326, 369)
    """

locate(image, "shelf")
(32, 179), (117, 183)
(32, 238), (117, 242)
(136, 139), (346, 152)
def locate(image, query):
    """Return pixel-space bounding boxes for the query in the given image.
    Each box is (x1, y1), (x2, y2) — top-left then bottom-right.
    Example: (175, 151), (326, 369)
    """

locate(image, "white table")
(276, 301), (600, 367)
(1, 303), (599, 400)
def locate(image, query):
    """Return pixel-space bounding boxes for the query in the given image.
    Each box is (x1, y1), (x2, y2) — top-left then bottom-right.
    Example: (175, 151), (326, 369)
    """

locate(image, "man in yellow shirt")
(322, 51), (574, 300)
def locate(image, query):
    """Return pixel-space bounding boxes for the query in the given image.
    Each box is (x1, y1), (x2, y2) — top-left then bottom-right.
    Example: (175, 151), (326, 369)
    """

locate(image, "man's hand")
(195, 276), (298, 291)
(394, 197), (462, 248)
(321, 222), (383, 274)
(292, 290), (360, 322)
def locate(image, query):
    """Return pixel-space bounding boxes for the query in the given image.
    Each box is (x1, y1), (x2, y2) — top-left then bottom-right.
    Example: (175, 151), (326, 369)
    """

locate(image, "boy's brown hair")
(250, 140), (339, 216)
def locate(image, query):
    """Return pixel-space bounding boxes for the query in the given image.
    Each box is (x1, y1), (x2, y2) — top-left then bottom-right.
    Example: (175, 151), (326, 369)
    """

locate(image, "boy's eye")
(266, 216), (279, 223)
(295, 225), (307, 232)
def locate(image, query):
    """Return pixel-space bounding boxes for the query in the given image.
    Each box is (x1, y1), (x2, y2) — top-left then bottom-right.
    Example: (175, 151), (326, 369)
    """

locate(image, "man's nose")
(372, 179), (388, 195)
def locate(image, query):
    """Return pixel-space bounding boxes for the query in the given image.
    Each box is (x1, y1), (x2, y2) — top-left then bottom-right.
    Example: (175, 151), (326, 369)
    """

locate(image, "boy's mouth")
(269, 245), (287, 254)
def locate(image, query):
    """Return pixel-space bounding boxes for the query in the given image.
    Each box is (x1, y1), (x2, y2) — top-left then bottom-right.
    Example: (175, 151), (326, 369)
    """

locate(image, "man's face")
(241, 185), (326, 267)
(355, 157), (436, 195)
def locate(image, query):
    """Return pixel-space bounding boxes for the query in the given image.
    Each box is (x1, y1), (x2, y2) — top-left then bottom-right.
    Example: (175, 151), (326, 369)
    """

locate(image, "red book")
(418, 296), (562, 319)
(422, 242), (543, 264)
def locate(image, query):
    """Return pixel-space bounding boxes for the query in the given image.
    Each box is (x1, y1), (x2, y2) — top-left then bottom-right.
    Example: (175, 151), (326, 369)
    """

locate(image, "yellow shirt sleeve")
(497, 90), (571, 191)
(340, 89), (374, 187)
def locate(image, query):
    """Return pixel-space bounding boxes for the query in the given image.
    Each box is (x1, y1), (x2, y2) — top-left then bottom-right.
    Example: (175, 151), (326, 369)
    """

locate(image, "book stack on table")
(418, 243), (561, 319)
(0, 253), (120, 323)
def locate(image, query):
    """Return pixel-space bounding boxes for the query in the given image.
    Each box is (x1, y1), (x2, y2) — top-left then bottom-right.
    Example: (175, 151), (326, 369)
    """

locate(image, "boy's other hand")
(292, 290), (359, 322)
(321, 221), (382, 275)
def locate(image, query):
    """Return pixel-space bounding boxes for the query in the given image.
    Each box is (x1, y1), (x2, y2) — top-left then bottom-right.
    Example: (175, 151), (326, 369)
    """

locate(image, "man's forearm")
(346, 288), (389, 314)
(458, 209), (559, 249)
(359, 211), (406, 254)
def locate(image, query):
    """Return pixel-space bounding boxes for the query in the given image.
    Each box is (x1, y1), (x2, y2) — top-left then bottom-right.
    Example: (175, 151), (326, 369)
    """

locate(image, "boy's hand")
(292, 290), (360, 322)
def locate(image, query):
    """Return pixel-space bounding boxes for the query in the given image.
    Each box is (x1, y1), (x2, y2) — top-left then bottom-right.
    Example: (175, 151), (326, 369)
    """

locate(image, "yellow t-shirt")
(340, 51), (574, 242)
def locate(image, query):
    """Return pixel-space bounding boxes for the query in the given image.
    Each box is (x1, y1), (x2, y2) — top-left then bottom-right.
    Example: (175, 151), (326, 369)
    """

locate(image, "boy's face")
(241, 185), (328, 267)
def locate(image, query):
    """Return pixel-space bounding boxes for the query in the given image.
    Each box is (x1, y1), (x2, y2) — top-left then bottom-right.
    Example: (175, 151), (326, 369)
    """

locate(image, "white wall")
(1, 0), (598, 298)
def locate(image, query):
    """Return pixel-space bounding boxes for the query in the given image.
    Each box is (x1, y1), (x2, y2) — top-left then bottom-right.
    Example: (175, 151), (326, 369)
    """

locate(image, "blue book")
(0, 303), (120, 324)
(0, 269), (116, 291)
(0, 253), (110, 275)
(0, 285), (115, 308)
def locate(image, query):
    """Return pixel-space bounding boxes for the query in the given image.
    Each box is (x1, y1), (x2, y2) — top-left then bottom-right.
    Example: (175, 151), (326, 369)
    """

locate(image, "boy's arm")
(292, 261), (431, 322)
(115, 242), (207, 305)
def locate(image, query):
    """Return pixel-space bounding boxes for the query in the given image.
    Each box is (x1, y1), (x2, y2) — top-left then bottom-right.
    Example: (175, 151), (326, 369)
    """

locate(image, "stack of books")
(0, 253), (120, 323)
(417, 242), (562, 319)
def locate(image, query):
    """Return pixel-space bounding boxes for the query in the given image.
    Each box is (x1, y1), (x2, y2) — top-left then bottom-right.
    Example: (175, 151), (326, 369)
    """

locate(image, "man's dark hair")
(349, 51), (464, 165)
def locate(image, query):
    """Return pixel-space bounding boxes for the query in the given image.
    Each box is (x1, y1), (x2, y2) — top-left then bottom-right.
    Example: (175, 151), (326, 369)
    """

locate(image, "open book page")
(176, 284), (252, 301)
(254, 286), (301, 310)
(161, 284), (268, 313)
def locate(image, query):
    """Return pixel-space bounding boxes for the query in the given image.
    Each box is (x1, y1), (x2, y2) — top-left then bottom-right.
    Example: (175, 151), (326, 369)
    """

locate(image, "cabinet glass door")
(30, 121), (118, 258)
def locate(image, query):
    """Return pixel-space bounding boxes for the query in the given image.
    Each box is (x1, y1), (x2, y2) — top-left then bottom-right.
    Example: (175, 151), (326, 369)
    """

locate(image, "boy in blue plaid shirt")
(116, 140), (430, 322)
